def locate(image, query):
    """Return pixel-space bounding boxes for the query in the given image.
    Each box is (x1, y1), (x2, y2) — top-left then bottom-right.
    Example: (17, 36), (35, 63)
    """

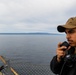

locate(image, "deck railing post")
(5, 59), (13, 75)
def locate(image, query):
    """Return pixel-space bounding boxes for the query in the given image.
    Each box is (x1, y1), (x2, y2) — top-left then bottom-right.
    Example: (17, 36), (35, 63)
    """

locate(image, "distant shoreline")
(0, 33), (64, 35)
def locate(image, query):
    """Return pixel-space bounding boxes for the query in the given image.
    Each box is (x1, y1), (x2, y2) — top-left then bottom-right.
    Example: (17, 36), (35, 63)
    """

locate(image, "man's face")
(65, 28), (76, 47)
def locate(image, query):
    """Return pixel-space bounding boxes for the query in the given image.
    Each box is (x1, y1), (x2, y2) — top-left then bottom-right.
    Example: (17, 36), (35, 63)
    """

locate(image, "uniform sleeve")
(50, 55), (64, 74)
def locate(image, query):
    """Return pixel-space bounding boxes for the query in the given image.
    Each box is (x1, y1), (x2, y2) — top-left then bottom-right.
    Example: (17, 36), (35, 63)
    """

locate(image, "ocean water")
(0, 34), (66, 75)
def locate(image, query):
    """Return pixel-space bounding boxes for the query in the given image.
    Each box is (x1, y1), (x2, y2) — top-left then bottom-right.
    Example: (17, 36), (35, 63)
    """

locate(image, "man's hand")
(56, 42), (67, 62)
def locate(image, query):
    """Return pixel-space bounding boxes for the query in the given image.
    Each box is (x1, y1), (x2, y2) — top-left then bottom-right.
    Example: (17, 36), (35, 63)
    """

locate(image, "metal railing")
(0, 56), (19, 75)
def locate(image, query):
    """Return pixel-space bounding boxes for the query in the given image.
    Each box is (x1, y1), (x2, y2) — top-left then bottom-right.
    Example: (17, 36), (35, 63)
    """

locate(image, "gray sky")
(0, 0), (76, 33)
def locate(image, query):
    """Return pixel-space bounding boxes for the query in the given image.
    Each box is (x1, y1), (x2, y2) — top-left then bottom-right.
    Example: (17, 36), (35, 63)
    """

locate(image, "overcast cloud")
(0, 0), (76, 33)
